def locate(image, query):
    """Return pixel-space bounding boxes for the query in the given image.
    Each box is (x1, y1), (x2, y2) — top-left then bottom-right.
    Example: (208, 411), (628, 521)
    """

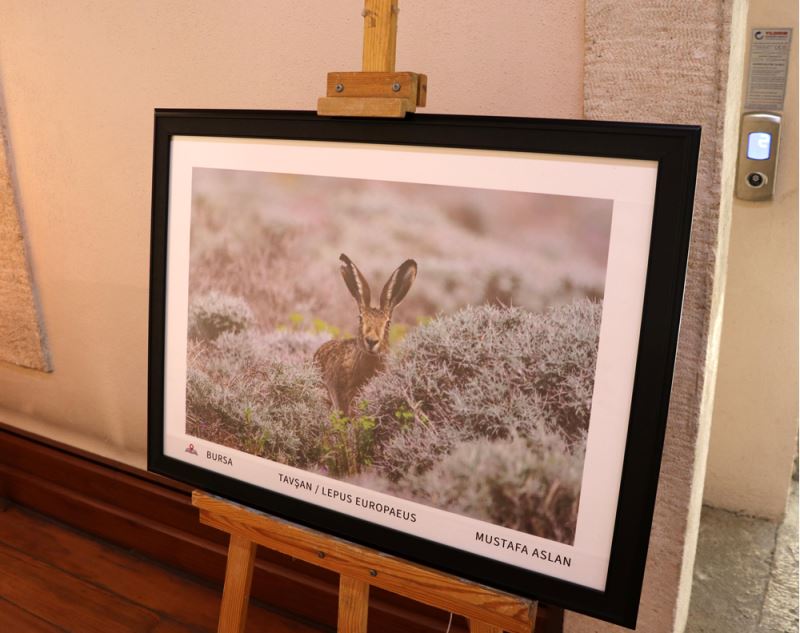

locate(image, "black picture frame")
(148, 109), (700, 628)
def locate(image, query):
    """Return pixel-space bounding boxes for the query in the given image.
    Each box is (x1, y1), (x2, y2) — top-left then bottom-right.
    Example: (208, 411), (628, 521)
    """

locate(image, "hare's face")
(359, 307), (390, 355)
(339, 254), (417, 356)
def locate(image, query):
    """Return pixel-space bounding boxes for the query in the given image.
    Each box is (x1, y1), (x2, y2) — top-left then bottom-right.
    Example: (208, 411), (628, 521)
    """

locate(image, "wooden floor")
(0, 502), (326, 633)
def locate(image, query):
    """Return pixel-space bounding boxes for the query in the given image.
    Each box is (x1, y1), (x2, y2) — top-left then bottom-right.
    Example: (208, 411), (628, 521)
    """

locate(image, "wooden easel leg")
(338, 575), (370, 633)
(217, 533), (257, 633)
(195, 491), (536, 633)
(469, 619), (505, 633)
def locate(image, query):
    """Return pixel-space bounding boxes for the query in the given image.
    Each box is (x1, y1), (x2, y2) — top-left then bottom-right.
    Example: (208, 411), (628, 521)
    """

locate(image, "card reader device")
(736, 112), (782, 201)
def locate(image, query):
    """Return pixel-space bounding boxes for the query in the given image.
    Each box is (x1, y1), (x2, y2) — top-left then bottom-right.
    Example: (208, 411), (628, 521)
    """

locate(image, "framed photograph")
(148, 110), (699, 628)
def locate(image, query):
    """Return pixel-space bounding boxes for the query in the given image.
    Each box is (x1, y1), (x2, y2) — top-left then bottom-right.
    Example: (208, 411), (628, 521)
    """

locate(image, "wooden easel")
(199, 3), (536, 631)
(193, 491), (537, 633)
(317, 0), (426, 117)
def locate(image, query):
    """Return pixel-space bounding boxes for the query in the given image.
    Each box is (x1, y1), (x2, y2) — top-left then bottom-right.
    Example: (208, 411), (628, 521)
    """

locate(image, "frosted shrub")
(361, 301), (601, 481)
(214, 329), (331, 364)
(186, 330), (330, 467)
(189, 184), (341, 332)
(398, 433), (583, 543)
(188, 292), (255, 341)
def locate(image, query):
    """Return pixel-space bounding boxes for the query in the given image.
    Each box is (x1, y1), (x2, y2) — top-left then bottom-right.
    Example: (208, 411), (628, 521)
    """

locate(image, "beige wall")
(0, 1), (584, 467)
(704, 0), (799, 519)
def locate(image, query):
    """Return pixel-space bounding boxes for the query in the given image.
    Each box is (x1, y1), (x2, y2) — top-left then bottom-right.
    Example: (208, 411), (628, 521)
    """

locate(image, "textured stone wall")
(0, 102), (49, 371)
(564, 1), (747, 632)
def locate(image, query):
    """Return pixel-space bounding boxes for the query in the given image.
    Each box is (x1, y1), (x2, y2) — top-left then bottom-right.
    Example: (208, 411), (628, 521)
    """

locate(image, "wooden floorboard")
(1, 424), (514, 633)
(0, 504), (325, 633)
(0, 597), (70, 633)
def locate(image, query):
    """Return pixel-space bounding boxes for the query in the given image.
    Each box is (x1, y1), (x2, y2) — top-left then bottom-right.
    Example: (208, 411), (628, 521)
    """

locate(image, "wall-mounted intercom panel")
(735, 112), (782, 201)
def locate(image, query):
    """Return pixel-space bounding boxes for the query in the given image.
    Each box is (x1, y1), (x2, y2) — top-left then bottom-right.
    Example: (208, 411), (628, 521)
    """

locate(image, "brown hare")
(314, 253), (417, 417)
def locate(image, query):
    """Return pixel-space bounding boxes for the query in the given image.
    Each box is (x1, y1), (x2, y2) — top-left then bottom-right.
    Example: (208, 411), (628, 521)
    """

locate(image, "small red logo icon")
(185, 443), (198, 455)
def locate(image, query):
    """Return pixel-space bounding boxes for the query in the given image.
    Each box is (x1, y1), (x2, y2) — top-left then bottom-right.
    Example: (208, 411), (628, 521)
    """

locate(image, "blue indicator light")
(747, 132), (771, 160)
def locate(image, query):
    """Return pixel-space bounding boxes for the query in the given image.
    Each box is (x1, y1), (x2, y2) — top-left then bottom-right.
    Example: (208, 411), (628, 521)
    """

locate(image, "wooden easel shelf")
(193, 491), (537, 633)
(317, 0), (427, 118)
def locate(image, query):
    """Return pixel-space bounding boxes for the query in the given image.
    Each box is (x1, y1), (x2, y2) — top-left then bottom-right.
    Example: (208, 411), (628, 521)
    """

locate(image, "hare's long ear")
(380, 259), (417, 312)
(339, 254), (371, 308)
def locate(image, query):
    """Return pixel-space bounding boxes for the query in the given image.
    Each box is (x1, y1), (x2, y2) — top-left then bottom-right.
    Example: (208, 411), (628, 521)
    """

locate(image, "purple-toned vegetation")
(188, 291), (255, 340)
(185, 169), (611, 544)
(186, 328), (331, 467)
(394, 434), (583, 544)
(362, 302), (600, 482)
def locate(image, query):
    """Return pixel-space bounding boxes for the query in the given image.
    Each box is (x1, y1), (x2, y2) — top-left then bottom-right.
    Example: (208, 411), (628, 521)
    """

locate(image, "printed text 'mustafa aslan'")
(475, 532), (572, 567)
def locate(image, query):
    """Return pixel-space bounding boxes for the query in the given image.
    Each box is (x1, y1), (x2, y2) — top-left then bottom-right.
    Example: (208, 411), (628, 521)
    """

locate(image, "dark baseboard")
(0, 422), (561, 632)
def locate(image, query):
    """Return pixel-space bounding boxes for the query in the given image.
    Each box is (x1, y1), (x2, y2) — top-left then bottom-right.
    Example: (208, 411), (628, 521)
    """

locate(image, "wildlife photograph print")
(184, 167), (612, 546)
